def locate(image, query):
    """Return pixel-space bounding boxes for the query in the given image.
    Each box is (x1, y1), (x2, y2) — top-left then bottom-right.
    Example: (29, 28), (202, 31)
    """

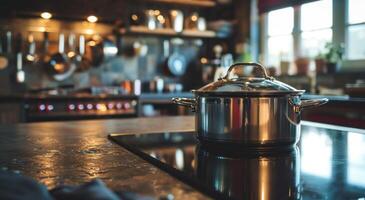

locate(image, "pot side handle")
(300, 98), (329, 110)
(172, 98), (196, 112)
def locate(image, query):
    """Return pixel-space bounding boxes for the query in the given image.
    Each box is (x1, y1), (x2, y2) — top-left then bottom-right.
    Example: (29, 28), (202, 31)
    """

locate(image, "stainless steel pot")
(173, 62), (328, 147)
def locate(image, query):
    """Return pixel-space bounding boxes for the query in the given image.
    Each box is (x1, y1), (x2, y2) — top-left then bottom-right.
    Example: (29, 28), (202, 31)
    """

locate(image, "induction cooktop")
(109, 122), (365, 200)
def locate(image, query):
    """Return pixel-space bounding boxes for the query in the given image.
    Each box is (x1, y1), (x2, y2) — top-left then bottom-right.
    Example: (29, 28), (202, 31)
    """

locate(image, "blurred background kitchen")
(0, 0), (364, 127)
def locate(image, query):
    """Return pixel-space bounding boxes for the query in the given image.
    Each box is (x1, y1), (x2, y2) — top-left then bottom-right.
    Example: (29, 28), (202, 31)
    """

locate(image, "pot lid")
(195, 63), (304, 95)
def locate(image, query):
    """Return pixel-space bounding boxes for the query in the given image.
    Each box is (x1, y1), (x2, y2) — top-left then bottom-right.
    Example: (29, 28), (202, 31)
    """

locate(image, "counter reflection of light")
(150, 152), (156, 158)
(175, 149), (184, 170)
(259, 159), (269, 200)
(301, 131), (332, 178)
(87, 15), (98, 23)
(40, 12), (52, 19)
(347, 132), (365, 187)
(96, 103), (107, 112)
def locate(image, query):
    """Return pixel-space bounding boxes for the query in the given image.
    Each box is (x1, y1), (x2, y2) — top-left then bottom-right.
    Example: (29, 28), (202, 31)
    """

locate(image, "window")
(347, 0), (365, 60)
(262, 0), (365, 70)
(265, 7), (294, 67)
(300, 0), (332, 58)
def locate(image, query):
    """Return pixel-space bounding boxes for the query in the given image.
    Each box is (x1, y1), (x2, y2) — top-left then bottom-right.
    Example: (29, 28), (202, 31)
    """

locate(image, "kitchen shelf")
(135, 0), (216, 7)
(120, 26), (225, 39)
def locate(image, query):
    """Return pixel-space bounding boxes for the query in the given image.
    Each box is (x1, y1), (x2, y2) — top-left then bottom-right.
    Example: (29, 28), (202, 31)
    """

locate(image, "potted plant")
(295, 57), (310, 75)
(314, 53), (327, 74)
(324, 42), (344, 74)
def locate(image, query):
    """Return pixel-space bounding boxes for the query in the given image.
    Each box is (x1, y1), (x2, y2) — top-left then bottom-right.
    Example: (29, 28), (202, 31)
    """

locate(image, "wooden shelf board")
(121, 26), (223, 39)
(139, 0), (216, 7)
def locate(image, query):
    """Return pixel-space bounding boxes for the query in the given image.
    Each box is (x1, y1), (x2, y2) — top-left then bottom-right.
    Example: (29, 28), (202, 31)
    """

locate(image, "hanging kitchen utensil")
(167, 52), (187, 76)
(173, 62), (329, 148)
(5, 31), (12, 55)
(163, 39), (187, 77)
(40, 32), (52, 68)
(0, 31), (13, 70)
(25, 33), (38, 63)
(84, 36), (103, 67)
(12, 32), (25, 83)
(67, 33), (77, 60)
(103, 38), (118, 61)
(67, 33), (86, 72)
(75, 35), (91, 72)
(46, 33), (76, 81)
(0, 33), (9, 70)
(16, 52), (25, 83)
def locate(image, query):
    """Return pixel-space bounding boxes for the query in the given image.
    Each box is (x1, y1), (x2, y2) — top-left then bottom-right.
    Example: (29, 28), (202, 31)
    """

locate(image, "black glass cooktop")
(109, 122), (365, 200)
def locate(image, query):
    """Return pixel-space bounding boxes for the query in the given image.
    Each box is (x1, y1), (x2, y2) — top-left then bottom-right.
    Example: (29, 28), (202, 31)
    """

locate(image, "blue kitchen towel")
(50, 179), (120, 200)
(0, 170), (153, 200)
(0, 171), (52, 200)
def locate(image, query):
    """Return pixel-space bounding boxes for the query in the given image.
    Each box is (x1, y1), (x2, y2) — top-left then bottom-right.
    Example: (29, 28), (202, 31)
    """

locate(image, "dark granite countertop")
(0, 116), (365, 199)
(0, 116), (208, 199)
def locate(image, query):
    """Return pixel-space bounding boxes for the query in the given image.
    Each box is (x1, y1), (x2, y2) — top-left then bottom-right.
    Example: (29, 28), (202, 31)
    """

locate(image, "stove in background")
(23, 95), (138, 122)
(0, 86), (139, 123)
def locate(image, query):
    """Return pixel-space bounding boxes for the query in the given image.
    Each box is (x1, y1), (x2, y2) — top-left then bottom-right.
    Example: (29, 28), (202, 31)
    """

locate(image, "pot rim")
(192, 90), (305, 97)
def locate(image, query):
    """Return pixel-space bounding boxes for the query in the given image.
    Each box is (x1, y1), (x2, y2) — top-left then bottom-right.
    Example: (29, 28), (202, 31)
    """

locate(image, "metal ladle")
(47, 33), (76, 81)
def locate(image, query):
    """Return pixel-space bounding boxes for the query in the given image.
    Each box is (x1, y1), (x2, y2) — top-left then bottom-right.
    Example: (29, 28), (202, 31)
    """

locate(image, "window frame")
(260, 0), (365, 72)
(262, 7), (295, 67)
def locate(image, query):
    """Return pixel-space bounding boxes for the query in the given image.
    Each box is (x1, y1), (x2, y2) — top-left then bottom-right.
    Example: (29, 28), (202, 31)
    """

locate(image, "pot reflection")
(195, 146), (301, 200)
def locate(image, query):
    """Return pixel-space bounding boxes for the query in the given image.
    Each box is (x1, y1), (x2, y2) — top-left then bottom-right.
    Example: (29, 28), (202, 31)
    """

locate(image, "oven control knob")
(77, 104), (85, 111)
(116, 102), (123, 110)
(47, 104), (54, 111)
(38, 104), (46, 112)
(86, 103), (93, 110)
(123, 102), (131, 109)
(68, 104), (76, 111)
(107, 103), (114, 110)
